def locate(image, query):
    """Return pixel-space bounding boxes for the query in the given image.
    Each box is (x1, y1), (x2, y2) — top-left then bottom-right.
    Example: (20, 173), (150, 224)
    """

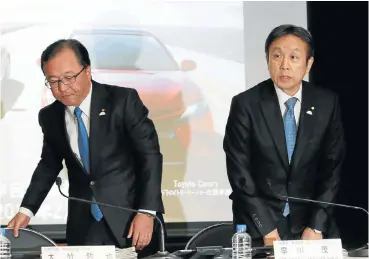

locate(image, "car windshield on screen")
(72, 33), (179, 71)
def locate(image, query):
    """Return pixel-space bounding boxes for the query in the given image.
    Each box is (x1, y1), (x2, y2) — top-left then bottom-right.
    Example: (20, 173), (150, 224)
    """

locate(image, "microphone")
(273, 191), (369, 216)
(267, 181), (368, 257)
(56, 177), (180, 259)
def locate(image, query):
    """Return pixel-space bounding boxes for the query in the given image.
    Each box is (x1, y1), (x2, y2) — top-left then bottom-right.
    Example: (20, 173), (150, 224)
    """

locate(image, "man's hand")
(7, 213), (31, 237)
(301, 227), (323, 240)
(263, 228), (280, 246)
(127, 213), (154, 250)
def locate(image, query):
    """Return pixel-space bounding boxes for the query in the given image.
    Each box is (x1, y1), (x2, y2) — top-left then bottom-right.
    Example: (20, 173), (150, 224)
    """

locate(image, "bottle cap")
(236, 224), (247, 232)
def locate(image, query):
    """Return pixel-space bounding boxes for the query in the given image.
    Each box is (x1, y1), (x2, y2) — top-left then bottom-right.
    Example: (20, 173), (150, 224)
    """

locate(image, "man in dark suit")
(223, 24), (345, 246)
(7, 39), (164, 257)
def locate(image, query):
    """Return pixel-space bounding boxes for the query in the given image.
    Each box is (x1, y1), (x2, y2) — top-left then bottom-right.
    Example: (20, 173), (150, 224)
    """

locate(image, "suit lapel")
(259, 80), (289, 172)
(290, 82), (316, 170)
(89, 80), (110, 176)
(56, 101), (88, 174)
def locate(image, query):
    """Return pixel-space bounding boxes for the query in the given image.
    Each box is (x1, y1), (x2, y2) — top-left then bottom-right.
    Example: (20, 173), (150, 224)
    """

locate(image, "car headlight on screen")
(179, 100), (208, 120)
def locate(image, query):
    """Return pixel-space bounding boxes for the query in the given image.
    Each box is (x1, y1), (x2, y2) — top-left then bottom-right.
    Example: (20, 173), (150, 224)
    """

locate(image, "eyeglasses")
(45, 66), (86, 89)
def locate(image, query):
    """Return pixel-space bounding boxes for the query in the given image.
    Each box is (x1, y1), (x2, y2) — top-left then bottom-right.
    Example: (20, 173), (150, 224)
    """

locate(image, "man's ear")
(305, 56), (314, 75)
(85, 65), (92, 80)
(266, 54), (270, 71)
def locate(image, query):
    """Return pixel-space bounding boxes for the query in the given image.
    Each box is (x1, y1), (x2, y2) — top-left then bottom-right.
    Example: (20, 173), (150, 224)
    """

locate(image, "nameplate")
(273, 239), (343, 259)
(41, 245), (116, 259)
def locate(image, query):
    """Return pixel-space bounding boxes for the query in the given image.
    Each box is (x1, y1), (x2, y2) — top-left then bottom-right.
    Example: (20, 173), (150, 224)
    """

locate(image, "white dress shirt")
(274, 84), (302, 125)
(20, 84), (155, 217)
(273, 83), (321, 234)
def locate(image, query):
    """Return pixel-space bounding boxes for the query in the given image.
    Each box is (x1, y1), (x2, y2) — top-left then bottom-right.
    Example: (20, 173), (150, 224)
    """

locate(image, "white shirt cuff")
(314, 229), (322, 233)
(20, 207), (155, 217)
(19, 207), (34, 218)
(138, 209), (156, 215)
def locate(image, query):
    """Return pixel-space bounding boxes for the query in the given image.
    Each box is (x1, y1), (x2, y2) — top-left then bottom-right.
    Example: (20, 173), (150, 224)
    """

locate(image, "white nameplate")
(273, 239), (343, 259)
(41, 245), (116, 259)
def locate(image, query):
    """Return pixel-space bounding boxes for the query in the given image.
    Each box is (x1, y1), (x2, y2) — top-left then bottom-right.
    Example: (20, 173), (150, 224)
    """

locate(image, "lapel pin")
(306, 110), (313, 115)
(311, 106), (315, 110)
(99, 109), (106, 116)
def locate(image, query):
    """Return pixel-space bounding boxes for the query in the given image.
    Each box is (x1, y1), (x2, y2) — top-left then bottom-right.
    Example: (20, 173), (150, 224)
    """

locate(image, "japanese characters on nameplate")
(41, 245), (116, 259)
(273, 239), (343, 259)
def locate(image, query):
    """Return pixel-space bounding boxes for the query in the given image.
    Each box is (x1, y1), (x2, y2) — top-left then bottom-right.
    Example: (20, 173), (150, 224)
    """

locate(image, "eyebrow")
(271, 46), (302, 52)
(63, 70), (76, 74)
(46, 76), (58, 80)
(46, 71), (76, 79)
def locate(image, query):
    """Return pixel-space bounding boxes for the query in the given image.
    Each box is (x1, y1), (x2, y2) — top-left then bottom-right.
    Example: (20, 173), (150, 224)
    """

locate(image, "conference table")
(7, 254), (368, 259)
(7, 249), (367, 259)
(165, 248), (368, 259)
(5, 227), (367, 258)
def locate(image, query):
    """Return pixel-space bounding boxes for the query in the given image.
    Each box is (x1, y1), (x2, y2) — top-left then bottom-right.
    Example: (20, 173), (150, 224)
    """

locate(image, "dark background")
(307, 1), (368, 248)
(3, 1), (367, 252)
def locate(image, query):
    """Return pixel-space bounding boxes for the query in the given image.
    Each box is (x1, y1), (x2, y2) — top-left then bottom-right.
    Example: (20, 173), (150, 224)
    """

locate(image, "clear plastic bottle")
(0, 228), (11, 259)
(232, 224), (252, 259)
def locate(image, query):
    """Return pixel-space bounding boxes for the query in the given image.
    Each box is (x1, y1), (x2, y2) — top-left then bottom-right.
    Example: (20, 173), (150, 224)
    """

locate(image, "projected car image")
(1, 46), (11, 81)
(1, 45), (12, 119)
(41, 28), (214, 168)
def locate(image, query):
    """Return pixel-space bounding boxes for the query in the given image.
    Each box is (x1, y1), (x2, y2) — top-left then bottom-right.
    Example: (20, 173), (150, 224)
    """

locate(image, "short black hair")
(40, 39), (91, 72)
(265, 24), (314, 62)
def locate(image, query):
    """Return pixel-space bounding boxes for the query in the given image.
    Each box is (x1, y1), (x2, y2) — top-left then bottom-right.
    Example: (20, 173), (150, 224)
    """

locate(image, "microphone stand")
(56, 178), (180, 259)
(271, 187), (368, 258)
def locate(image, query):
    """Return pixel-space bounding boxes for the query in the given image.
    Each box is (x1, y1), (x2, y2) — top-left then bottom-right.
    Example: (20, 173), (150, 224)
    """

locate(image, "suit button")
(288, 181), (292, 185)
(90, 181), (95, 186)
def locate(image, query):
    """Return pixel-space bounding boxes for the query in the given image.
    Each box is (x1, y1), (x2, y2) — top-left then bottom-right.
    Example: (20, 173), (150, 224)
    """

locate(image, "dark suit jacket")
(223, 79), (345, 239)
(20, 80), (165, 247)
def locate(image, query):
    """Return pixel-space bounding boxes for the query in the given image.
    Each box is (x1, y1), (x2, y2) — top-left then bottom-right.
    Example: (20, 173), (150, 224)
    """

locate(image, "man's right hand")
(263, 228), (280, 246)
(7, 213), (31, 237)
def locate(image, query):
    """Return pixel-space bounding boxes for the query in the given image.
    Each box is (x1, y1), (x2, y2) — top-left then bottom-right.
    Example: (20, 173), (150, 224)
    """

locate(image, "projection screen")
(0, 1), (307, 228)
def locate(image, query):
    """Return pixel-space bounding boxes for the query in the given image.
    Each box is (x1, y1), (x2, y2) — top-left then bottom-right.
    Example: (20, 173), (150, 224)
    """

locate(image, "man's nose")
(281, 57), (290, 70)
(57, 81), (69, 92)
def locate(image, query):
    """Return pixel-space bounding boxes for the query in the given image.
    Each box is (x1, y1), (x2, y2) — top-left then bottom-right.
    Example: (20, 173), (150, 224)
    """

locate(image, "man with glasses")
(7, 39), (164, 258)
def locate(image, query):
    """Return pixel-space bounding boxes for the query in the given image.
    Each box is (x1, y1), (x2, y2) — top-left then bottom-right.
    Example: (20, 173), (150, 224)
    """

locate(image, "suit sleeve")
(309, 94), (345, 233)
(20, 110), (64, 215)
(124, 89), (164, 213)
(223, 96), (279, 236)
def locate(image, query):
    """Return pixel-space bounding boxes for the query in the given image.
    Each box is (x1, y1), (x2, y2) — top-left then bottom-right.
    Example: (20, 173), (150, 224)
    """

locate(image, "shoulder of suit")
(303, 80), (339, 100)
(231, 79), (339, 110)
(39, 100), (61, 118)
(232, 78), (271, 102)
(234, 79), (338, 100)
(95, 81), (137, 96)
(38, 82), (138, 118)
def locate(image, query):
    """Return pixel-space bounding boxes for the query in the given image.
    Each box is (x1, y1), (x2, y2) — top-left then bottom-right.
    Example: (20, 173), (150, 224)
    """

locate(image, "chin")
(276, 80), (298, 90)
(277, 84), (294, 90)
(60, 98), (77, 107)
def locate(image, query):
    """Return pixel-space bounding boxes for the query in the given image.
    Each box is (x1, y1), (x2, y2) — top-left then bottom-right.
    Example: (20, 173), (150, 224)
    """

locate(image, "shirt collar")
(66, 82), (92, 118)
(274, 83), (302, 104)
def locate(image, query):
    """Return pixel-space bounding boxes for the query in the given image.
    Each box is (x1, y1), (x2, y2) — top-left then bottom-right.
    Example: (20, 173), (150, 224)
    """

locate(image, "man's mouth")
(280, 75), (292, 80)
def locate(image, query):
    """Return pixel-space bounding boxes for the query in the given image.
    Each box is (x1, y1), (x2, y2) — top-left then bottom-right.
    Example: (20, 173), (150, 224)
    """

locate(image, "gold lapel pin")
(311, 106), (315, 110)
(99, 109), (106, 116)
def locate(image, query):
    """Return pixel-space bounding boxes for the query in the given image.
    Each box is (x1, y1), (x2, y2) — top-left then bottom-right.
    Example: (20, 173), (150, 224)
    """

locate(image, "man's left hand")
(127, 213), (154, 250)
(301, 227), (323, 240)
